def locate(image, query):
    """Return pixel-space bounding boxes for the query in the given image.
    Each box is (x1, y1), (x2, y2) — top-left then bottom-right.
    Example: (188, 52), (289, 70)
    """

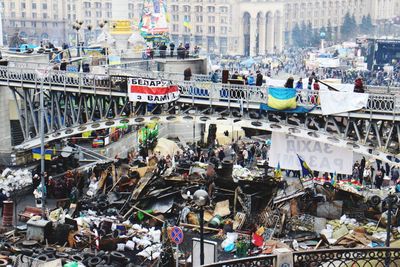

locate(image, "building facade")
(0, 0), (67, 46)
(1, 0), (399, 54)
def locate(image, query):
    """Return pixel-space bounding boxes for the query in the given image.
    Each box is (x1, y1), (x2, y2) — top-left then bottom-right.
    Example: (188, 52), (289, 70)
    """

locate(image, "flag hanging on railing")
(260, 87), (316, 113)
(268, 87), (297, 110)
(128, 78), (179, 103)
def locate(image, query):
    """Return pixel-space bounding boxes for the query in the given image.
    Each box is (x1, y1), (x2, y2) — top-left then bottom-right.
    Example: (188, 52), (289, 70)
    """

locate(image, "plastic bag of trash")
(64, 262), (78, 267)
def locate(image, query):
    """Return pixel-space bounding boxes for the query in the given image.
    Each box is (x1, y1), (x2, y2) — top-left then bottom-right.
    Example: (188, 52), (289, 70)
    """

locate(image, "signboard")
(269, 132), (353, 174)
(192, 238), (217, 267)
(128, 78), (179, 103)
(169, 226), (184, 245)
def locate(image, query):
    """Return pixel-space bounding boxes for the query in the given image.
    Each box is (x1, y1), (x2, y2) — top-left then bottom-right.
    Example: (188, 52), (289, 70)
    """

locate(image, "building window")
(219, 6), (228, 13)
(42, 3), (47, 9)
(184, 15), (190, 21)
(106, 3), (112, 9)
(107, 12), (112, 18)
(95, 2), (101, 8)
(21, 2), (26, 9)
(22, 12), (26, 18)
(183, 5), (190, 12)
(196, 26), (203, 33)
(42, 22), (48, 27)
(54, 14), (58, 20)
(221, 26), (227, 34)
(32, 13), (37, 18)
(208, 16), (215, 23)
(173, 15), (179, 21)
(96, 11), (102, 18)
(21, 21), (26, 27)
(32, 21), (36, 27)
(208, 26), (215, 34)
(85, 11), (91, 17)
(172, 24), (179, 32)
(53, 22), (58, 27)
(84, 2), (91, 8)
(195, 6), (203, 12)
(43, 13), (47, 19)
(207, 6), (215, 13)
(10, 2), (15, 9)
(221, 17), (227, 24)
(171, 5), (179, 12)
(11, 12), (15, 18)
(32, 3), (36, 9)
(196, 16), (203, 22)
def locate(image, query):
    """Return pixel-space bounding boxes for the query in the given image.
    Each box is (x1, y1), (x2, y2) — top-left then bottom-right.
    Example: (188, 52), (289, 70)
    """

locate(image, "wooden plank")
(131, 172), (153, 200)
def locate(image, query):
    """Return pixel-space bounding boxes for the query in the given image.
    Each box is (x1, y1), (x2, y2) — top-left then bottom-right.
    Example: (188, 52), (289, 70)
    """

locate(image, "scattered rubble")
(1, 139), (400, 266)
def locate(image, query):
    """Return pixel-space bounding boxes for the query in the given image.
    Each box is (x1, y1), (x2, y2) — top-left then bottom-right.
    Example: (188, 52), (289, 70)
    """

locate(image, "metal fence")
(203, 255), (276, 267)
(203, 248), (400, 267)
(293, 247), (400, 267)
(0, 66), (400, 115)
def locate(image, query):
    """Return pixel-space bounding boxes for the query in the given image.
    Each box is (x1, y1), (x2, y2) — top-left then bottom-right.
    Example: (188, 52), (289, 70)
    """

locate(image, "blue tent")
(19, 44), (38, 52)
(240, 58), (255, 68)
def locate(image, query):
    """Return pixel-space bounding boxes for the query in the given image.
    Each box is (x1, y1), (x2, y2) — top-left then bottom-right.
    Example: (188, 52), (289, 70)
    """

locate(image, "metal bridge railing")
(202, 247), (400, 267)
(0, 66), (399, 115)
(293, 247), (400, 267)
(203, 254), (276, 267)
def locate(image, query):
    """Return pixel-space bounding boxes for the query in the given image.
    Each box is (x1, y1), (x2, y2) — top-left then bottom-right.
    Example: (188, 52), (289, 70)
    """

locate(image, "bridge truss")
(1, 66), (400, 165)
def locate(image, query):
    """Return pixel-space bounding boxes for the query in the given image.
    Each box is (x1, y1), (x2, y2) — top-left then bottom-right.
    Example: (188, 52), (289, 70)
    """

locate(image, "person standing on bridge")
(184, 67), (192, 81)
(354, 77), (365, 93)
(284, 77), (294, 88)
(169, 42), (175, 57)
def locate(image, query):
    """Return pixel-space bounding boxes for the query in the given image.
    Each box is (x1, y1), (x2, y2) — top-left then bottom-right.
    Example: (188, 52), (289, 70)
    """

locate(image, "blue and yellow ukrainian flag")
(297, 154), (313, 177)
(331, 171), (337, 186)
(274, 162), (282, 179)
(183, 18), (192, 30)
(32, 148), (52, 161)
(267, 88), (297, 110)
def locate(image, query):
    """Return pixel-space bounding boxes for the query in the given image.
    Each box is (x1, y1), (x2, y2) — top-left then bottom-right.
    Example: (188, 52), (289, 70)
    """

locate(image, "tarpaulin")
(319, 91), (369, 115)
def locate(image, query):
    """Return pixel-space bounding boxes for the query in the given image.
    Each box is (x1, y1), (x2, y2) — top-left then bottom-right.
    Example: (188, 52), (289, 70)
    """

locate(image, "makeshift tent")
(153, 138), (182, 156)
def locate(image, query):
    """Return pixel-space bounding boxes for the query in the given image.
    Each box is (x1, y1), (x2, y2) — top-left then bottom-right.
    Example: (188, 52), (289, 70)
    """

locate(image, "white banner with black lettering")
(128, 78), (179, 103)
(269, 132), (353, 174)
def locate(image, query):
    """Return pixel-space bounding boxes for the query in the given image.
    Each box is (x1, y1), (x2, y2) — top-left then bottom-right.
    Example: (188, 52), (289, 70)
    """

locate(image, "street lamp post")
(73, 20), (83, 57)
(385, 194), (397, 267)
(99, 21), (109, 72)
(193, 189), (209, 265)
(87, 25), (93, 46)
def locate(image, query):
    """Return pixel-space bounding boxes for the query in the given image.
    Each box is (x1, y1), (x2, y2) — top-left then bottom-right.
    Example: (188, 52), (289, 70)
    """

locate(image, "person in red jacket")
(354, 77), (364, 93)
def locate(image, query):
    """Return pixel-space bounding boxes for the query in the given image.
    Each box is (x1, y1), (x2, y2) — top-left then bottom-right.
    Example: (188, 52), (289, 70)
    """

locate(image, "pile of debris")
(0, 168), (32, 195)
(1, 140), (400, 266)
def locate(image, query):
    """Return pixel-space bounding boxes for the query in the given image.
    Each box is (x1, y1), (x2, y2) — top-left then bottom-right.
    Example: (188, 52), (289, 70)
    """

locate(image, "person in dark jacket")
(60, 58), (68, 71)
(256, 71), (263, 86)
(354, 77), (364, 93)
(169, 42), (175, 57)
(184, 67), (192, 81)
(284, 77), (294, 88)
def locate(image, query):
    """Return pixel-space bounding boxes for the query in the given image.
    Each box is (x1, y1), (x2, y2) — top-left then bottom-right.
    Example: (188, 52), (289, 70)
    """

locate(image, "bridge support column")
(0, 86), (13, 164)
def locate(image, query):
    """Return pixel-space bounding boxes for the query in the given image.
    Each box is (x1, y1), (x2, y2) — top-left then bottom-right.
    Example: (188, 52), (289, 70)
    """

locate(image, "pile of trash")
(0, 168), (32, 195)
(1, 138), (400, 266)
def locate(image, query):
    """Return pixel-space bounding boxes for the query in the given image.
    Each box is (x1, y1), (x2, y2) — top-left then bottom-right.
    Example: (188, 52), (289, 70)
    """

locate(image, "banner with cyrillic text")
(269, 132), (353, 174)
(128, 78), (179, 103)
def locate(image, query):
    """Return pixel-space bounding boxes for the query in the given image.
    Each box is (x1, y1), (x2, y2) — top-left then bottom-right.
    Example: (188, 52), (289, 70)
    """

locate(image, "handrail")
(203, 254), (276, 267)
(0, 66), (399, 115)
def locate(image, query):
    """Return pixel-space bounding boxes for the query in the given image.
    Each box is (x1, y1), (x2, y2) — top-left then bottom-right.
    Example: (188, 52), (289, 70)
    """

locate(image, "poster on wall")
(128, 78), (179, 103)
(269, 132), (353, 174)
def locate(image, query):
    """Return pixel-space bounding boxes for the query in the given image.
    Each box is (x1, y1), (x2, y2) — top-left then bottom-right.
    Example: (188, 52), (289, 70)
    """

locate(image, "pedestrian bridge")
(0, 66), (400, 165)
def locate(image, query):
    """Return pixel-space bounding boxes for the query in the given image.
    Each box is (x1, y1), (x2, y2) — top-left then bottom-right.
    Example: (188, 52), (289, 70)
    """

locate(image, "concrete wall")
(156, 58), (208, 75)
(0, 86), (13, 165)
